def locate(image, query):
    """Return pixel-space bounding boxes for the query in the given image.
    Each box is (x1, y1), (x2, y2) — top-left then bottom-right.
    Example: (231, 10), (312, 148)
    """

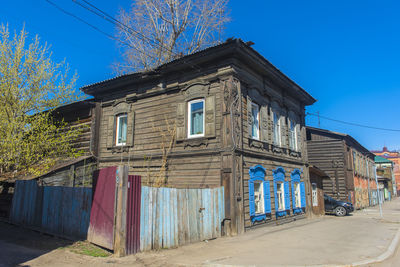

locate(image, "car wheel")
(335, 206), (347, 216)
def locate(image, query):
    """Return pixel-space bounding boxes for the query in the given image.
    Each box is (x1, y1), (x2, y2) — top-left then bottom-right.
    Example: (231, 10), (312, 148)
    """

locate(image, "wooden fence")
(140, 186), (225, 251)
(10, 180), (91, 239)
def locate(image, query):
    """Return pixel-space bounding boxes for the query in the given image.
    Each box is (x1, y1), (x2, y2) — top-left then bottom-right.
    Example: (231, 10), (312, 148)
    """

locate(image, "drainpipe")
(374, 165), (383, 218)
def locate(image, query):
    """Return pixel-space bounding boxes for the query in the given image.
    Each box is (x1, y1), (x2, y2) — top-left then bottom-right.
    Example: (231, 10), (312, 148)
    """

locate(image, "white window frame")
(273, 112), (281, 146)
(276, 182), (285, 211)
(254, 181), (264, 214)
(294, 182), (301, 208)
(289, 119), (297, 151)
(251, 103), (260, 140)
(311, 183), (318, 207)
(115, 113), (128, 146)
(187, 99), (205, 138)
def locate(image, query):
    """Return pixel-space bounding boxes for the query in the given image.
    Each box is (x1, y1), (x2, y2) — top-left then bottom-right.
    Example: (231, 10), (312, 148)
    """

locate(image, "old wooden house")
(306, 127), (376, 209)
(79, 39), (316, 235)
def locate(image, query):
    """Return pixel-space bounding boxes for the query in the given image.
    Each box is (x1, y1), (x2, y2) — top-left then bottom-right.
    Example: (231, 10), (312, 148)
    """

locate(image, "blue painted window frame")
(273, 167), (288, 217)
(291, 169), (305, 214)
(249, 165), (271, 223)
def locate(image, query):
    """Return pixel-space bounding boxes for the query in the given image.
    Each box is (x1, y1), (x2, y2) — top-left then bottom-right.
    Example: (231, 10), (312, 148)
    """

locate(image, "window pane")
(190, 101), (204, 135)
(118, 115), (127, 144)
(254, 182), (264, 214)
(277, 183), (284, 210)
(294, 183), (301, 208)
(273, 113), (280, 145)
(251, 104), (259, 139)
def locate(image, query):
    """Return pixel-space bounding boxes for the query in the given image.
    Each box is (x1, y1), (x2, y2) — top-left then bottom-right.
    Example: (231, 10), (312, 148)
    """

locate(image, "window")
(294, 183), (301, 208)
(254, 181), (264, 214)
(312, 183), (318, 207)
(251, 103), (260, 140)
(273, 112), (281, 146)
(188, 99), (205, 138)
(116, 114), (127, 146)
(276, 182), (285, 211)
(288, 119), (297, 150)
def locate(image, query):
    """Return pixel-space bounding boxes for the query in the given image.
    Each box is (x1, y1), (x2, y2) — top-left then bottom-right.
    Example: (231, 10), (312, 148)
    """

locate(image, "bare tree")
(115, 0), (230, 73)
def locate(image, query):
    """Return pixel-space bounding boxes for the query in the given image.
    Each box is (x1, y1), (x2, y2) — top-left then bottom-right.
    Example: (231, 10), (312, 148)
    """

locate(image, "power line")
(72, 0), (202, 71)
(306, 112), (400, 132)
(45, 0), (165, 64)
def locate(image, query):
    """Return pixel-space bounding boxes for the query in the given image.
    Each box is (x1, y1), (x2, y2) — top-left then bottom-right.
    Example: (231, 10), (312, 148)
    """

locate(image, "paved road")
(1, 198), (399, 266)
(135, 197), (400, 266)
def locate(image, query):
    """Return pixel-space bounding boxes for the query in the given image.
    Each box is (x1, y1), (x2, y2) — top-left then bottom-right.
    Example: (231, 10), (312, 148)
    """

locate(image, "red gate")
(126, 175), (141, 255)
(87, 166), (116, 250)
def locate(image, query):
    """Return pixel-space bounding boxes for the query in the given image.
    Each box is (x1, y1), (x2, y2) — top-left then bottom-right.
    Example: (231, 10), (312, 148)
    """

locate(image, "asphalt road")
(0, 198), (399, 266)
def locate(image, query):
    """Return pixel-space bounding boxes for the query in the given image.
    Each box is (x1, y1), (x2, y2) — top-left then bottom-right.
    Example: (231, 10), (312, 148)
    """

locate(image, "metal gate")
(87, 166), (117, 250)
(126, 175), (141, 255)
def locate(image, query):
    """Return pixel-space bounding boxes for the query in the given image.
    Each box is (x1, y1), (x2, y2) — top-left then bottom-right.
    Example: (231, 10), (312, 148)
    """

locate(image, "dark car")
(324, 194), (354, 216)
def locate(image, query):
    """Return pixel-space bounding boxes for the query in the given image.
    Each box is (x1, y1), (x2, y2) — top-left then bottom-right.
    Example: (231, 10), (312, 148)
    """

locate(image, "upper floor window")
(288, 119), (297, 151)
(273, 112), (281, 146)
(116, 114), (127, 146)
(188, 99), (204, 138)
(251, 103), (260, 140)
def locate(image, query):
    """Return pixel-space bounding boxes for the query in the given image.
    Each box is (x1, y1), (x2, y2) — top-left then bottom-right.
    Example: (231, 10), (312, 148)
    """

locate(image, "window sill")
(293, 207), (304, 214)
(108, 145), (133, 153)
(248, 138), (269, 150)
(276, 210), (288, 217)
(272, 144), (287, 154)
(251, 213), (271, 223)
(179, 137), (210, 148)
(289, 149), (301, 158)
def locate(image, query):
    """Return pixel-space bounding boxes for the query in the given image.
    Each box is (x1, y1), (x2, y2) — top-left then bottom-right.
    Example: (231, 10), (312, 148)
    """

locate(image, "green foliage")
(0, 24), (85, 177)
(68, 241), (111, 257)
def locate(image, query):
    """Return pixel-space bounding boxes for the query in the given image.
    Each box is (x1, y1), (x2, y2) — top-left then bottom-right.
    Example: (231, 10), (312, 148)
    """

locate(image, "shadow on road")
(0, 221), (75, 267)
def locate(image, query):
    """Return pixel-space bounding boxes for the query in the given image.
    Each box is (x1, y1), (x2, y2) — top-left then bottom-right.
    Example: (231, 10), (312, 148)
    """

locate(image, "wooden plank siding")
(307, 140), (347, 200)
(97, 79), (223, 189)
(242, 156), (307, 229)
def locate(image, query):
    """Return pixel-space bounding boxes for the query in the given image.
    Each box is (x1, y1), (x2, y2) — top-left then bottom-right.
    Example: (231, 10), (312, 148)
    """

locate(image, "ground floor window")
(254, 181), (264, 214)
(294, 183), (301, 208)
(276, 182), (285, 211)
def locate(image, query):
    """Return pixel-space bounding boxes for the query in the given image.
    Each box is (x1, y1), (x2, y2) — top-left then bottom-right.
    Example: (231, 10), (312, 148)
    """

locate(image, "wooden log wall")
(307, 140), (348, 201)
(242, 156), (306, 229)
(40, 158), (97, 187)
(98, 77), (223, 189)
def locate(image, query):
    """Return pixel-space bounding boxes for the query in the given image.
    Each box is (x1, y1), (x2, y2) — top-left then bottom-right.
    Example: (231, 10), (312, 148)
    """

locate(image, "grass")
(68, 241), (111, 257)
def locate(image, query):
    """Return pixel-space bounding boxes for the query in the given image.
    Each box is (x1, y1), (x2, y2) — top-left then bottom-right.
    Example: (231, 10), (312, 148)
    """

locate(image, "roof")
(80, 39), (316, 106)
(375, 155), (394, 164)
(1, 156), (94, 182)
(306, 126), (374, 158)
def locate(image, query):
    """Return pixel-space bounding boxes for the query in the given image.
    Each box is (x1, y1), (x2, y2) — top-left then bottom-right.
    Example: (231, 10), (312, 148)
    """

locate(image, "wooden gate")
(87, 166), (117, 250)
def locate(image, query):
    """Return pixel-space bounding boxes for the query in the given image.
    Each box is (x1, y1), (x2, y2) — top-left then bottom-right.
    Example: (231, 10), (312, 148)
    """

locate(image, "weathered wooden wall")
(242, 157), (306, 229)
(307, 139), (347, 201)
(140, 186), (224, 251)
(10, 180), (91, 239)
(98, 76), (223, 189)
(39, 157), (97, 187)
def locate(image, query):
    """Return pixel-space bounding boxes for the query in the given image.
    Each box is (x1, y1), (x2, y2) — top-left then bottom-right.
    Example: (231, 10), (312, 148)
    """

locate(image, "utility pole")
(317, 111), (321, 128)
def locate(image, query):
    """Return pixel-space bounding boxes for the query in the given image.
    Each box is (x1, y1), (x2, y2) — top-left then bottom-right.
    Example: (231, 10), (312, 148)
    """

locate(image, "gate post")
(114, 165), (129, 257)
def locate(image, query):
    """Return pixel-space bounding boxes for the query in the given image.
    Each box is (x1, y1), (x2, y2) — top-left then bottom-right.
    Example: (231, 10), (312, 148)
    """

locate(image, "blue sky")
(2, 0), (399, 151)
